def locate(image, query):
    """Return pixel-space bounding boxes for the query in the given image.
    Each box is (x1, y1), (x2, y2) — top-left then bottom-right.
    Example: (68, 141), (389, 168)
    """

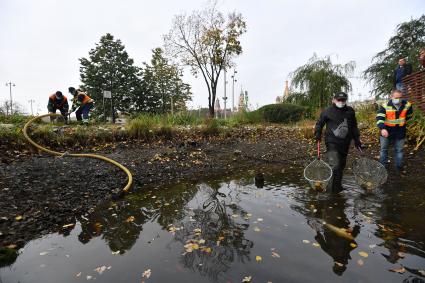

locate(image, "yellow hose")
(22, 114), (133, 192)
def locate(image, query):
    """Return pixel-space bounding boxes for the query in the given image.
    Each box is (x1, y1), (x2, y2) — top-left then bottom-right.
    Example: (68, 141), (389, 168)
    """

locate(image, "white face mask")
(392, 98), (400, 105)
(335, 102), (346, 108)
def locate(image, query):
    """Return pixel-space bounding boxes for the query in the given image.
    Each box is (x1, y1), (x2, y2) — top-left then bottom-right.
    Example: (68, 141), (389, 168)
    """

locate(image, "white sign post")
(103, 90), (112, 122)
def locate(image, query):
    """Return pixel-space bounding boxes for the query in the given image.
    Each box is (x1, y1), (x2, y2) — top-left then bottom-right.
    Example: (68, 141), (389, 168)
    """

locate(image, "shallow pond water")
(1, 167), (424, 283)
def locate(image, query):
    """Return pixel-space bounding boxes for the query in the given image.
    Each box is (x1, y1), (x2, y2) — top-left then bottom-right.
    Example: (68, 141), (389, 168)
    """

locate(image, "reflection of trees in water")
(77, 183), (197, 253)
(172, 183), (253, 281)
(294, 195), (360, 276)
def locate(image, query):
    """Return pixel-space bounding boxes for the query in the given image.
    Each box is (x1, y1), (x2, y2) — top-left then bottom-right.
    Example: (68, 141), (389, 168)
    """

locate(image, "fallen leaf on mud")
(335, 262), (344, 267)
(242, 276), (252, 282)
(418, 270), (425, 276)
(193, 228), (202, 234)
(111, 251), (120, 255)
(184, 242), (199, 252)
(302, 240), (310, 244)
(62, 223), (75, 228)
(312, 242), (320, 248)
(86, 275), (92, 280)
(389, 267), (406, 274)
(369, 244), (376, 249)
(142, 269), (152, 278)
(255, 256), (262, 262)
(246, 213), (252, 217)
(39, 251), (48, 256)
(232, 214), (239, 218)
(126, 216), (135, 223)
(357, 259), (364, 266)
(201, 247), (212, 253)
(271, 252), (280, 258)
(350, 243), (357, 248)
(15, 215), (23, 221)
(6, 244), (17, 249)
(198, 239), (206, 244)
(359, 251), (369, 258)
(254, 227), (261, 232)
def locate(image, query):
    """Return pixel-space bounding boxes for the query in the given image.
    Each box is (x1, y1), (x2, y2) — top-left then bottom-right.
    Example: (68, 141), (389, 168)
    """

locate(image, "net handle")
(317, 141), (321, 159)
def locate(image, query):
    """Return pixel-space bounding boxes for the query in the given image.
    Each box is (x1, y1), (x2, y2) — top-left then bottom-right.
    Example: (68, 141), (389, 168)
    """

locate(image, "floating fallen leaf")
(242, 276), (252, 282)
(369, 244), (376, 249)
(350, 243), (357, 248)
(94, 266), (107, 275)
(312, 242), (320, 248)
(184, 242), (199, 252)
(15, 215), (23, 221)
(335, 262), (344, 267)
(126, 216), (135, 223)
(397, 252), (406, 258)
(418, 270), (425, 276)
(257, 218), (263, 222)
(255, 255), (262, 262)
(359, 251), (369, 258)
(39, 251), (48, 256)
(271, 251), (280, 258)
(254, 227), (261, 232)
(86, 275), (92, 280)
(111, 251), (120, 255)
(357, 259), (364, 266)
(62, 223), (75, 228)
(302, 240), (310, 244)
(389, 267), (406, 274)
(76, 272), (82, 277)
(142, 269), (152, 279)
(246, 213), (252, 217)
(232, 214), (239, 218)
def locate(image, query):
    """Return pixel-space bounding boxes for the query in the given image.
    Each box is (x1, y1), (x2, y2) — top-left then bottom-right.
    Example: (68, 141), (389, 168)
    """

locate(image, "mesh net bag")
(304, 158), (333, 191)
(352, 157), (387, 190)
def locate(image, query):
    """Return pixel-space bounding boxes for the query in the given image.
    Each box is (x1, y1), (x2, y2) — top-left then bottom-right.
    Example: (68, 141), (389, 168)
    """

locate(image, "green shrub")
(126, 114), (157, 139)
(0, 114), (30, 125)
(254, 103), (307, 123)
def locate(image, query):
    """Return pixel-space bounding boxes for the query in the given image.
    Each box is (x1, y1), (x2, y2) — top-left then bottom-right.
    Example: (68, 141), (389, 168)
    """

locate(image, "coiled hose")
(22, 113), (133, 192)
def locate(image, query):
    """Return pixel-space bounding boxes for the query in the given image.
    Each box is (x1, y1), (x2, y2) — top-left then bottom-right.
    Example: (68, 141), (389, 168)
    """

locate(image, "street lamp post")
(223, 69), (228, 119)
(28, 99), (35, 115)
(5, 82), (15, 115)
(231, 70), (237, 112)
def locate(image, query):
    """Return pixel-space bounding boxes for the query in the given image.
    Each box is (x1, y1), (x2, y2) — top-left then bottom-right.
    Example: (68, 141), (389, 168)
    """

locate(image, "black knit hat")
(334, 92), (348, 100)
(55, 91), (63, 97)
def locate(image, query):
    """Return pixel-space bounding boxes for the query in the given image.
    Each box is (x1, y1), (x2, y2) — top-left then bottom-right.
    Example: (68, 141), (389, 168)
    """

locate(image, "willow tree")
(164, 2), (247, 117)
(290, 54), (355, 110)
(364, 15), (425, 98)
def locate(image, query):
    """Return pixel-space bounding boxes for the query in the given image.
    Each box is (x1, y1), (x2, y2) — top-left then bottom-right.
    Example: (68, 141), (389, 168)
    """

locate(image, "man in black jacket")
(314, 92), (362, 193)
(393, 58), (412, 95)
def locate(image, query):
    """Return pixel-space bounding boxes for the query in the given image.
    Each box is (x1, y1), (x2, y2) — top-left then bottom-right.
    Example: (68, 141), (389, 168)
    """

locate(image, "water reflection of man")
(309, 196), (360, 276)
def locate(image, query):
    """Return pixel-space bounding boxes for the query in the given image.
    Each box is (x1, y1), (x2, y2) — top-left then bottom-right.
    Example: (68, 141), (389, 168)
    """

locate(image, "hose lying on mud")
(22, 113), (133, 193)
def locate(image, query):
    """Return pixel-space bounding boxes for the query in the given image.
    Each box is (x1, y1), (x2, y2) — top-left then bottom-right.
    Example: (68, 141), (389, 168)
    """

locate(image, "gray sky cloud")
(0, 0), (423, 114)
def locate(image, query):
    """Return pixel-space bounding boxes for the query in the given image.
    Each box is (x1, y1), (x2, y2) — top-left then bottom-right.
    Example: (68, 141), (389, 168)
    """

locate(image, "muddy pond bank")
(1, 125), (424, 256)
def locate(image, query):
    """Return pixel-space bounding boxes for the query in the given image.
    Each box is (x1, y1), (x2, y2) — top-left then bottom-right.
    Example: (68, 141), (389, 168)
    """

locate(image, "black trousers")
(326, 143), (348, 193)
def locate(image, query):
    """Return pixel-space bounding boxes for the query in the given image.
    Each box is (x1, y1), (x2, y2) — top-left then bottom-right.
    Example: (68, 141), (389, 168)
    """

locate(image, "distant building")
(276, 80), (290, 103)
(238, 89), (246, 111)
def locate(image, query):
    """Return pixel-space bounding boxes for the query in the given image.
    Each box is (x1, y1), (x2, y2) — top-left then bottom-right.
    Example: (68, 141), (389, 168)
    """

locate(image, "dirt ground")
(1, 125), (424, 249)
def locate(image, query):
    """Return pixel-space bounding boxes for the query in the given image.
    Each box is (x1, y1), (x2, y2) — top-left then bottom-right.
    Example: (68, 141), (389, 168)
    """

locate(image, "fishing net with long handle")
(352, 149), (387, 191)
(304, 141), (333, 191)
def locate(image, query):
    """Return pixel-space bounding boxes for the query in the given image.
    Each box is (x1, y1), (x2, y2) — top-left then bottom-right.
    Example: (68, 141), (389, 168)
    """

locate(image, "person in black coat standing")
(393, 58), (412, 95)
(314, 92), (362, 193)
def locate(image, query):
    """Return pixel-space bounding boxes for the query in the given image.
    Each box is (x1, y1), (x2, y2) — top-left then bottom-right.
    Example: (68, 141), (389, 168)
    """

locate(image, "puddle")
(1, 168), (424, 282)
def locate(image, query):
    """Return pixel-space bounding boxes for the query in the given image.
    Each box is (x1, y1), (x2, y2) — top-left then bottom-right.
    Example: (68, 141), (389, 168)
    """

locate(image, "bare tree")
(164, 1), (247, 117)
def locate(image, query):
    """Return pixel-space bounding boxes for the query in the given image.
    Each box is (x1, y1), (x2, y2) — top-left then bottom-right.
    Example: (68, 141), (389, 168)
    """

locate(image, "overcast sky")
(0, 0), (423, 114)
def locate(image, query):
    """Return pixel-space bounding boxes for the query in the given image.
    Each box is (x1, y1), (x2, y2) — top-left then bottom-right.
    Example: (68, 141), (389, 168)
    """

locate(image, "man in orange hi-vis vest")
(47, 91), (69, 122)
(68, 87), (94, 125)
(376, 89), (413, 172)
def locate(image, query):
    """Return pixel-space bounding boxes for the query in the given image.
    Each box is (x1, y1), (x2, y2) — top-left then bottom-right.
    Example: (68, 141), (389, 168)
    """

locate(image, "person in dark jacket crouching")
(314, 92), (362, 193)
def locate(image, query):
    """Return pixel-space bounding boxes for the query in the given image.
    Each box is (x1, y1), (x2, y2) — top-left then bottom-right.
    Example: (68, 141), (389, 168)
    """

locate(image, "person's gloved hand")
(355, 140), (363, 151)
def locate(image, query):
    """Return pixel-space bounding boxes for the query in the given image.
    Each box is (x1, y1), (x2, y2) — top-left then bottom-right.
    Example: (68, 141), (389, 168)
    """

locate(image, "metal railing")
(403, 69), (425, 113)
